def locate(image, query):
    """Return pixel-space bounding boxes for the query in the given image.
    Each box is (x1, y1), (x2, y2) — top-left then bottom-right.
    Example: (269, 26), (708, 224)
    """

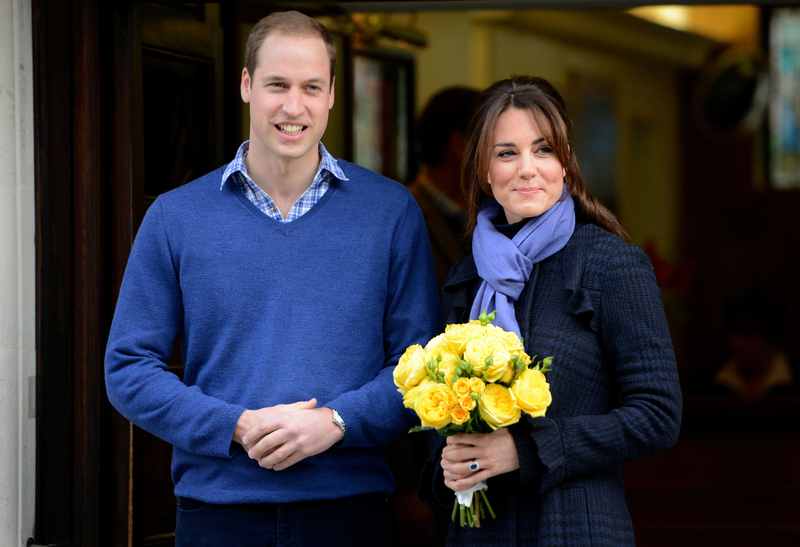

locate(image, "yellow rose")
(459, 394), (476, 411)
(453, 377), (472, 397)
(402, 378), (431, 409)
(424, 334), (461, 386)
(394, 344), (429, 395)
(444, 321), (484, 354)
(510, 369), (552, 418)
(469, 377), (486, 393)
(437, 351), (461, 386)
(487, 324), (525, 354)
(424, 333), (449, 356)
(465, 336), (511, 381)
(452, 406), (471, 425)
(478, 384), (521, 430)
(415, 382), (458, 429)
(517, 352), (532, 368)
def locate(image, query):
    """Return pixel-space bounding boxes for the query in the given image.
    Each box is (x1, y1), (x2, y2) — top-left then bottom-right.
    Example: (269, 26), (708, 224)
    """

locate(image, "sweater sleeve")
(104, 199), (246, 458)
(528, 244), (682, 492)
(325, 195), (440, 447)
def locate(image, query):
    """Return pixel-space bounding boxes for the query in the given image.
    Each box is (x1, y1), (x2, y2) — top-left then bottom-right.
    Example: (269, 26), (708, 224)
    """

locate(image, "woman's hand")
(440, 428), (519, 492)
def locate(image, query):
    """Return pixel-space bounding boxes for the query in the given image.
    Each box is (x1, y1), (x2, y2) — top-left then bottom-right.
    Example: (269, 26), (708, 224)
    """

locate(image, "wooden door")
(33, 2), (230, 545)
(135, 5), (227, 545)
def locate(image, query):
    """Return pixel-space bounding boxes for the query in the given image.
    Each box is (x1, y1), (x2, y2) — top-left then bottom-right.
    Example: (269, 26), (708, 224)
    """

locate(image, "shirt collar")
(220, 140), (347, 190)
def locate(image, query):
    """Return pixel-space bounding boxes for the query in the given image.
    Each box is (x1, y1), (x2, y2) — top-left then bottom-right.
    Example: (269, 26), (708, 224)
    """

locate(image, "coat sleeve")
(526, 243), (682, 492)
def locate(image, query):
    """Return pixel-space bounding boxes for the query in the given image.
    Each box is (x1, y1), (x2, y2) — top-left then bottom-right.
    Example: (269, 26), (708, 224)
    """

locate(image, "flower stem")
(451, 499), (458, 523)
(478, 489), (496, 519)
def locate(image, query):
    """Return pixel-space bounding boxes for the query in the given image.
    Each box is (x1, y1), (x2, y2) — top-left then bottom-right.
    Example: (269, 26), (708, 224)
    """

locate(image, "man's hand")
(233, 399), (318, 447)
(235, 400), (344, 471)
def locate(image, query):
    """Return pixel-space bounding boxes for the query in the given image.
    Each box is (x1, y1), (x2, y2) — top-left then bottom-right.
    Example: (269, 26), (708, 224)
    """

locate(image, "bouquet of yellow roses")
(394, 310), (552, 528)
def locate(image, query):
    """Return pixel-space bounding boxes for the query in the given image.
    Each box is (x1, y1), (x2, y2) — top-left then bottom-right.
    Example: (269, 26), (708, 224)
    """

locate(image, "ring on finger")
(468, 460), (480, 472)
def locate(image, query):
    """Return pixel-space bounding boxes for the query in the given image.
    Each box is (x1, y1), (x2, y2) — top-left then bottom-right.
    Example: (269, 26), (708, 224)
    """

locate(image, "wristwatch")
(331, 408), (346, 445)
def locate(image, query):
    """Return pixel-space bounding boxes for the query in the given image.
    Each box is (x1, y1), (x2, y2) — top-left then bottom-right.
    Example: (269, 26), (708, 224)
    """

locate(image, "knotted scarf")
(469, 191), (576, 337)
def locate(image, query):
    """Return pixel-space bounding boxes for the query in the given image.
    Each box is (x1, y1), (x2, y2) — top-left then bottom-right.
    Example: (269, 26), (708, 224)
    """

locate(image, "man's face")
(241, 33), (334, 167)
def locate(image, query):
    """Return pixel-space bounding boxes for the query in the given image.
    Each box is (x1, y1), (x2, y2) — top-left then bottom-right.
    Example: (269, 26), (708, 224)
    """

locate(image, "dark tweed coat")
(419, 222), (683, 546)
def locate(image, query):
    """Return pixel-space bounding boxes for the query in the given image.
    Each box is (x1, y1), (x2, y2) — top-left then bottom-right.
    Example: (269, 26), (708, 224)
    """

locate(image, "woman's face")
(487, 107), (565, 224)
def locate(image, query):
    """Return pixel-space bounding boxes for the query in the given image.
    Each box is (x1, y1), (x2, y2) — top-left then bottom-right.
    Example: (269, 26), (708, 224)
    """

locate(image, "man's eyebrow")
(260, 74), (328, 86)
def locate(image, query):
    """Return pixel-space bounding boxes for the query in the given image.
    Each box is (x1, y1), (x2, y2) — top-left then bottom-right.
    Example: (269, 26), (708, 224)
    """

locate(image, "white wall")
(0, 0), (36, 545)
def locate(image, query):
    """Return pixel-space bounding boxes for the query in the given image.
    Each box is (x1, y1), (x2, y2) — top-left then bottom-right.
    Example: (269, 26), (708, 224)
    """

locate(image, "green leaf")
(438, 424), (464, 436)
(407, 425), (435, 434)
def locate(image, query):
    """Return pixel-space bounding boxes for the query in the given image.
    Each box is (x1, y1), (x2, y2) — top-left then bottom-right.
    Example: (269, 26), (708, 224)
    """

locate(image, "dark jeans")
(175, 493), (391, 547)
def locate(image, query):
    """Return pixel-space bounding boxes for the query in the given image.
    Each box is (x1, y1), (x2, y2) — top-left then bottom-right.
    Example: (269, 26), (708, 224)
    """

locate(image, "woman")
(418, 76), (682, 546)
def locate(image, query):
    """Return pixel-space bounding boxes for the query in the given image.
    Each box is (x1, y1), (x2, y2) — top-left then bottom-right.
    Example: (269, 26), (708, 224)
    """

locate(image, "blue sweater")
(105, 159), (439, 504)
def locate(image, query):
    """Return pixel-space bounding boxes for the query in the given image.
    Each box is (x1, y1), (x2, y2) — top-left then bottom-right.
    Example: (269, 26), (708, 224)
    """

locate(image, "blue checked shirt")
(221, 141), (347, 222)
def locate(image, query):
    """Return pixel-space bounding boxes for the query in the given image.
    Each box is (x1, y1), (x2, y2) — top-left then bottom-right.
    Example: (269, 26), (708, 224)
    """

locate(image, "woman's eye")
(538, 146), (553, 155)
(498, 150), (516, 158)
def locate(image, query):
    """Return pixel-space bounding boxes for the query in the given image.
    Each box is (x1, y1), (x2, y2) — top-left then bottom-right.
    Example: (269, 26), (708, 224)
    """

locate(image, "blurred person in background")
(713, 287), (796, 399)
(410, 87), (479, 290)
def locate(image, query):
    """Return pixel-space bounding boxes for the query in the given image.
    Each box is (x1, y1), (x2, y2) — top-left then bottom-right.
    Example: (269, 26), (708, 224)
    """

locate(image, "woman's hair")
(460, 75), (631, 244)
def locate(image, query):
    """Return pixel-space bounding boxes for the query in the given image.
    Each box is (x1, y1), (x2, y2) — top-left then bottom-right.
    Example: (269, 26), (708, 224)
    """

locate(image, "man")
(105, 11), (438, 547)
(409, 87), (479, 289)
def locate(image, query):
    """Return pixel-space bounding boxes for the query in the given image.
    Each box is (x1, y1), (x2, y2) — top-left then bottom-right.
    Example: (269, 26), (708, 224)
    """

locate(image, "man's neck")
(245, 143), (321, 219)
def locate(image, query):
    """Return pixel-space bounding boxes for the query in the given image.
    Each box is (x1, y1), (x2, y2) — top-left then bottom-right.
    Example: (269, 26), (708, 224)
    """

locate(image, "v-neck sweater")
(105, 159), (439, 504)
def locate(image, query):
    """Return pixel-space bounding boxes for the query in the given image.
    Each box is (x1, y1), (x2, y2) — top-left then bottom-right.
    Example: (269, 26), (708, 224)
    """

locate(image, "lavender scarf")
(469, 192), (576, 337)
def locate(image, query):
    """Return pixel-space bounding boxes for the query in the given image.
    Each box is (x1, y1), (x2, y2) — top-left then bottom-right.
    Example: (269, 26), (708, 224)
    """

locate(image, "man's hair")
(417, 87), (479, 167)
(245, 10), (337, 86)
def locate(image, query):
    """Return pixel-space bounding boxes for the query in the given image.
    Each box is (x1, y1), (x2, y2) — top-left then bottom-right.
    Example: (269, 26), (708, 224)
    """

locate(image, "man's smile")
(277, 124), (306, 136)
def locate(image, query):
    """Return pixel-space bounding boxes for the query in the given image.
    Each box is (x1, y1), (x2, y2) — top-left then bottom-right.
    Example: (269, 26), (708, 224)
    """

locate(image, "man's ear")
(241, 68), (251, 103)
(328, 76), (335, 110)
